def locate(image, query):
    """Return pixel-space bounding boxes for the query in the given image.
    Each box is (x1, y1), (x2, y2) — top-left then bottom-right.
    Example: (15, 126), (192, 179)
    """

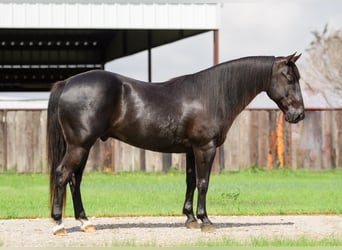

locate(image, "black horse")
(48, 53), (304, 235)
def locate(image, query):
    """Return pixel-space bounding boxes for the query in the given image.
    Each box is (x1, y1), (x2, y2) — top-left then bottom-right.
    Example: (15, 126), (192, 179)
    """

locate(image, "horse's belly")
(111, 127), (190, 153)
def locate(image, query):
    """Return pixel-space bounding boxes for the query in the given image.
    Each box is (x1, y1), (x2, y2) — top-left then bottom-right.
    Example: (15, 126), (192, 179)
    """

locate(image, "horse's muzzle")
(285, 110), (305, 123)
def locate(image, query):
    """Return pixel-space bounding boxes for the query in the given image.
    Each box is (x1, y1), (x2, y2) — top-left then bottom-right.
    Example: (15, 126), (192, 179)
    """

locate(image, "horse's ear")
(292, 53), (301, 62)
(286, 52), (297, 63)
(276, 53), (296, 65)
(278, 53), (301, 65)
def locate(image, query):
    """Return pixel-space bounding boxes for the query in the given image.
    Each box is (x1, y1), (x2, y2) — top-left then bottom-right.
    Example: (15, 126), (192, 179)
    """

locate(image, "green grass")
(109, 236), (342, 247)
(110, 237), (342, 247)
(0, 168), (341, 219)
(192, 236), (342, 247)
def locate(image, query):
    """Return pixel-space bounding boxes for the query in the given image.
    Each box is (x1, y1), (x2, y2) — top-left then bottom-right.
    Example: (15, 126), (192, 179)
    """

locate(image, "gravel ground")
(0, 215), (342, 247)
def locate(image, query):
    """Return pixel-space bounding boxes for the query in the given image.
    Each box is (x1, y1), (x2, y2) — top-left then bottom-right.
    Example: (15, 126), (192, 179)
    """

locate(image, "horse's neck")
(236, 75), (265, 111)
(224, 60), (271, 113)
(187, 61), (269, 129)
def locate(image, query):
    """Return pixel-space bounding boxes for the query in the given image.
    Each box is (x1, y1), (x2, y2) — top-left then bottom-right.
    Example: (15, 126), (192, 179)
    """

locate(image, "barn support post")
(1, 110), (7, 171)
(138, 31), (155, 172)
(212, 30), (223, 174)
(144, 30), (173, 172)
(147, 31), (172, 172)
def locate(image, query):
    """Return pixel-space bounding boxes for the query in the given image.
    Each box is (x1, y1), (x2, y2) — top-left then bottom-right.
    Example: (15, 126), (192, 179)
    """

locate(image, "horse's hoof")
(80, 220), (96, 233)
(54, 228), (67, 236)
(53, 224), (67, 236)
(201, 223), (215, 232)
(185, 220), (200, 229)
(81, 224), (96, 233)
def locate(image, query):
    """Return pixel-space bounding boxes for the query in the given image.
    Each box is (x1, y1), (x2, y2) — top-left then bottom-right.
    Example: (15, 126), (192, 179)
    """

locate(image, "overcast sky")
(107, 0), (342, 82)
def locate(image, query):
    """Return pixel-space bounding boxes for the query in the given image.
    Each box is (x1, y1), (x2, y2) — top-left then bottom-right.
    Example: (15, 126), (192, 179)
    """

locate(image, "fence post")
(162, 153), (172, 172)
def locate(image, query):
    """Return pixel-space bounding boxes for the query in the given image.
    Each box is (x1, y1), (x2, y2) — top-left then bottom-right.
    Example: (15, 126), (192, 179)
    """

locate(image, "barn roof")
(0, 1), (220, 91)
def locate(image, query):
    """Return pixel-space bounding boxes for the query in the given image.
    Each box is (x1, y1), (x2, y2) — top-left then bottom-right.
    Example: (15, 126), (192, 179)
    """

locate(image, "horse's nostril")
(299, 113), (305, 120)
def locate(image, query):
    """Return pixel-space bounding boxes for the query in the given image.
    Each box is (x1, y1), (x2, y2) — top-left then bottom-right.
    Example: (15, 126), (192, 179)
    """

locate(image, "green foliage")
(0, 168), (341, 219)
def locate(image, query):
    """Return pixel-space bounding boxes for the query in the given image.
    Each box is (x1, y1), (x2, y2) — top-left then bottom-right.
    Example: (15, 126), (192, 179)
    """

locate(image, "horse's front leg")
(193, 143), (216, 232)
(182, 151), (200, 229)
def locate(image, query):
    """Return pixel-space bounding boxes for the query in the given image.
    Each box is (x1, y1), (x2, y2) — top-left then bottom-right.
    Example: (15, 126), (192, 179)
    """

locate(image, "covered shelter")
(0, 1), (221, 172)
(0, 1), (220, 91)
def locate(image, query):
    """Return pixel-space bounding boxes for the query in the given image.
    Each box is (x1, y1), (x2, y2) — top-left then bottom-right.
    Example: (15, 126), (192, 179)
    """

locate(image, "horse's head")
(267, 53), (305, 123)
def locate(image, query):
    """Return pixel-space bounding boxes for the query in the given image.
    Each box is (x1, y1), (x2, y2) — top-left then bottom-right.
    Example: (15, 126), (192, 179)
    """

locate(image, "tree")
(306, 24), (342, 92)
(302, 24), (342, 107)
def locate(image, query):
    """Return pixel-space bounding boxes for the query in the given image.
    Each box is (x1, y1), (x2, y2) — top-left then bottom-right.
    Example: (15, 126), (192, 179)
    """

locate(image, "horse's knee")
(197, 179), (208, 194)
(183, 201), (193, 215)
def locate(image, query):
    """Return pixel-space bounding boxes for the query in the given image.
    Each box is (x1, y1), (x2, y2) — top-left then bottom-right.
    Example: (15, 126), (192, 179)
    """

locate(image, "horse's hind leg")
(51, 153), (74, 235)
(51, 175), (68, 236)
(182, 151), (200, 229)
(69, 154), (96, 233)
(51, 146), (92, 235)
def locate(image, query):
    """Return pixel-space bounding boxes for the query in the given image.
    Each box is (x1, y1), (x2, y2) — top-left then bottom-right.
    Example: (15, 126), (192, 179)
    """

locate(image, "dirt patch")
(0, 215), (341, 247)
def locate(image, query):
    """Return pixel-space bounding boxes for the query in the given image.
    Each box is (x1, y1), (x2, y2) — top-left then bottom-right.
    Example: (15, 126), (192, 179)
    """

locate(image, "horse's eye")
(282, 72), (294, 82)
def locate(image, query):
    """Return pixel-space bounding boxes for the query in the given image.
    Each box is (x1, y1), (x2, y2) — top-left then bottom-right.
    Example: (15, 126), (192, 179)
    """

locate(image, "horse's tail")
(47, 80), (66, 211)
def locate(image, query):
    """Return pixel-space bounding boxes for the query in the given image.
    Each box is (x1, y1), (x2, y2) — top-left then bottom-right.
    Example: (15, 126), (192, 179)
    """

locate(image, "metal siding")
(0, 4), (11, 26)
(143, 4), (156, 27)
(50, 3), (63, 27)
(117, 3), (130, 28)
(154, 4), (168, 28)
(91, 3), (105, 27)
(39, 4), (52, 27)
(0, 2), (219, 29)
(193, 4), (206, 28)
(181, 4), (193, 28)
(130, 4), (144, 28)
(104, 4), (117, 27)
(13, 4), (26, 27)
(168, 4), (181, 28)
(26, 3), (39, 27)
(77, 4), (90, 27)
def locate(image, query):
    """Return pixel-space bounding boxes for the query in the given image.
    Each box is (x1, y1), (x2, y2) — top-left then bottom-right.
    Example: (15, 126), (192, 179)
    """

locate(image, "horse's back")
(63, 70), (122, 91)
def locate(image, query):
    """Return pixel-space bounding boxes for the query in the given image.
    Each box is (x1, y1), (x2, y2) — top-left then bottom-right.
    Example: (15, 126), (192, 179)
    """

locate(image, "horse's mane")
(174, 56), (275, 118)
